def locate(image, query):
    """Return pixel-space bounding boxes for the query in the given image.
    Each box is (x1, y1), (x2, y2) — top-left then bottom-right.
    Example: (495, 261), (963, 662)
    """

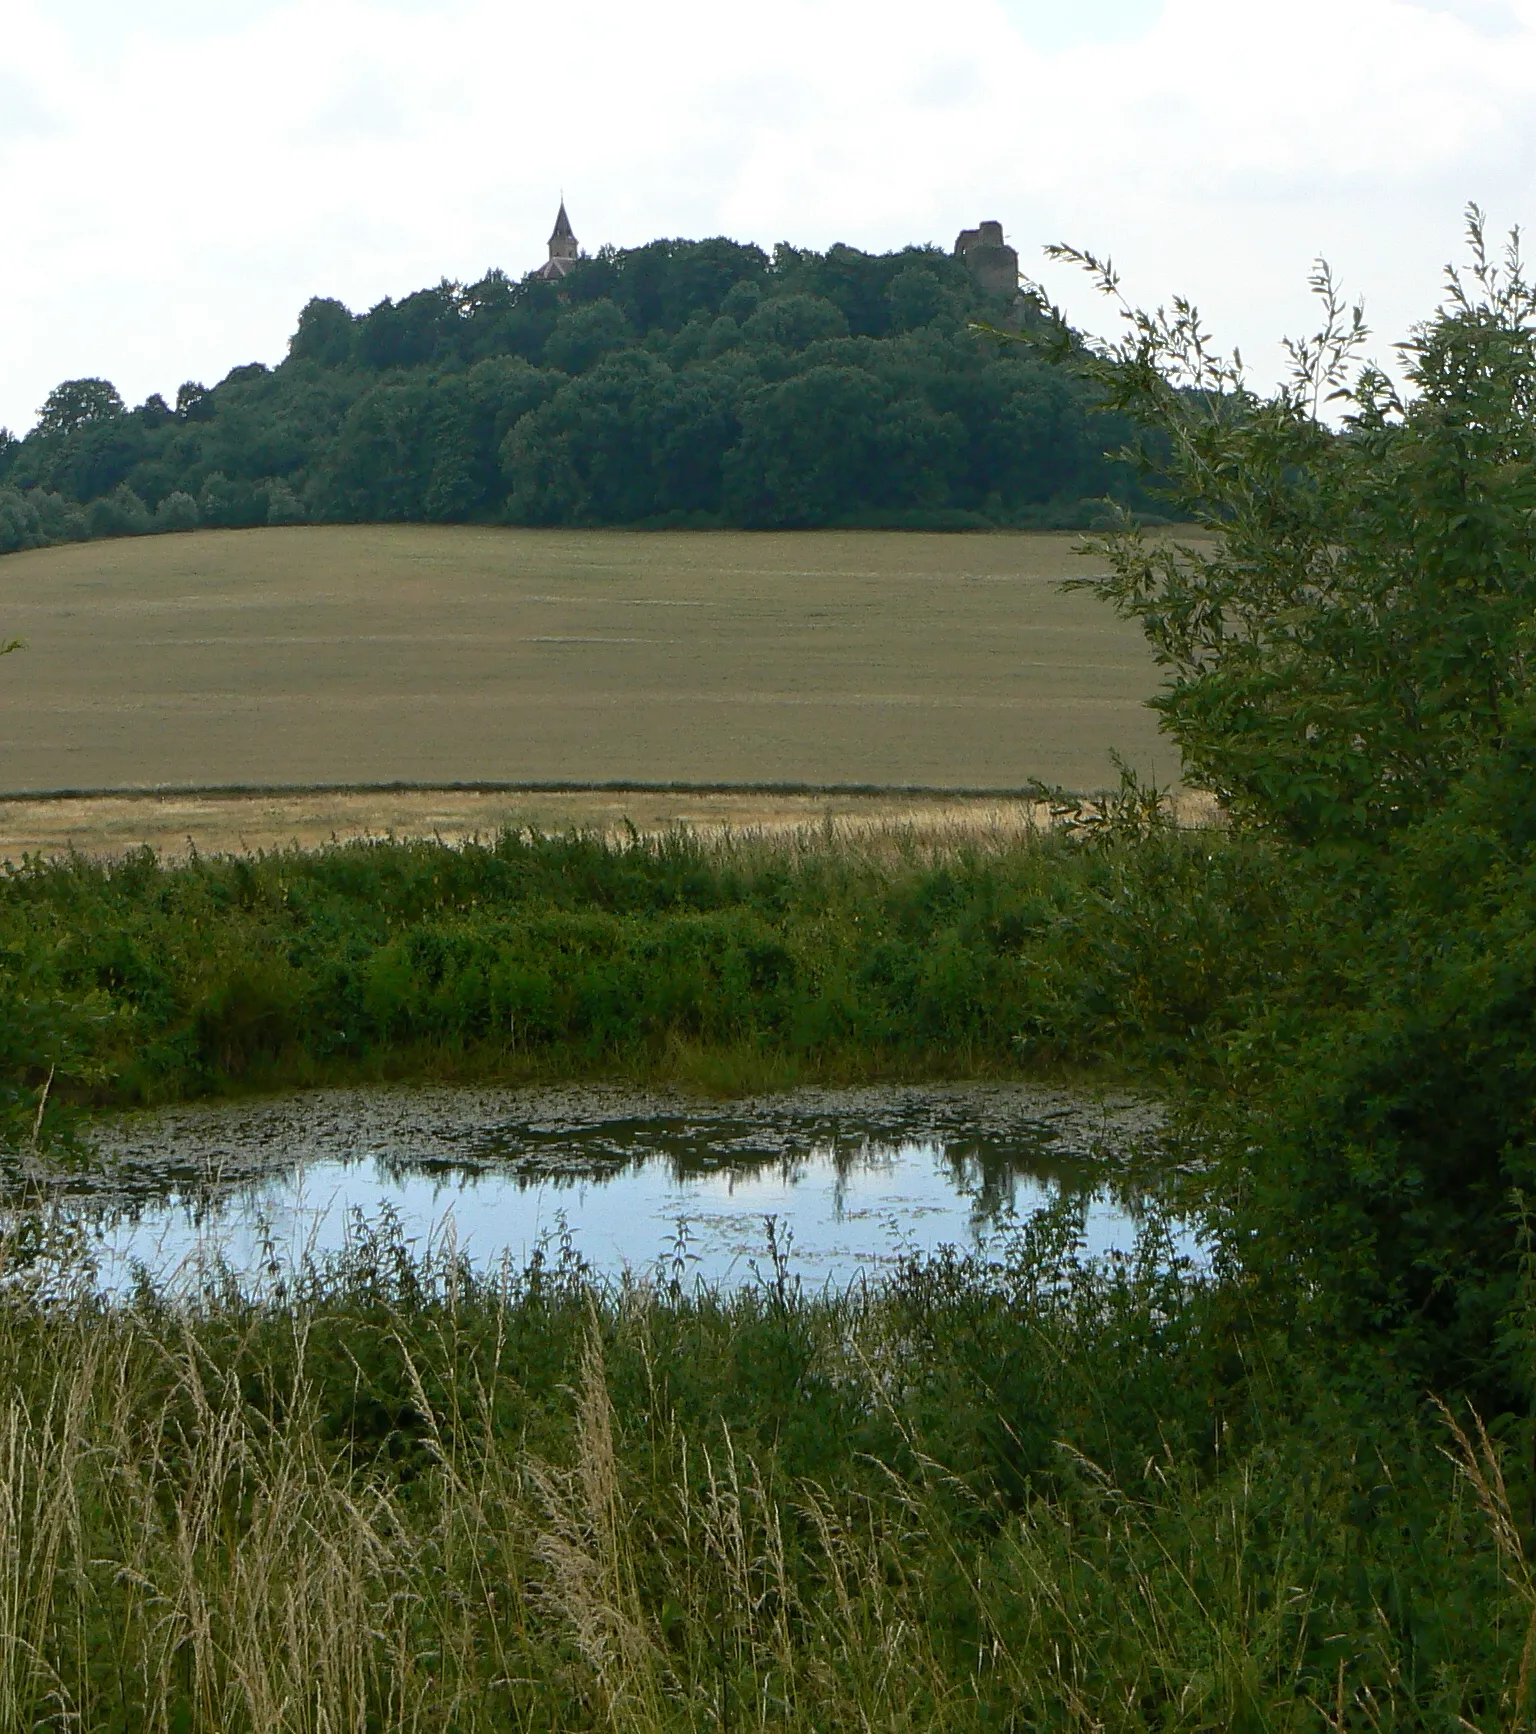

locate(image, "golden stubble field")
(0, 525), (1174, 856)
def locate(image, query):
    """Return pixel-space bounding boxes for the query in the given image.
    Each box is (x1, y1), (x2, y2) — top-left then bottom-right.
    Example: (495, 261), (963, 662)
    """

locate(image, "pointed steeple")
(536, 198), (579, 280)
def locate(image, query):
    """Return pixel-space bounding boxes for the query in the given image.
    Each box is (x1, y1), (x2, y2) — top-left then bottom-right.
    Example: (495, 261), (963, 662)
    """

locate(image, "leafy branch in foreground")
(983, 212), (1536, 1398)
(1023, 207), (1536, 846)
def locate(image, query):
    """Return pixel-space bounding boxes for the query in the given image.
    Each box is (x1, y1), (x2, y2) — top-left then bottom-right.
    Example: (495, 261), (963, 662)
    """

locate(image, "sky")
(1, 0), (1533, 435)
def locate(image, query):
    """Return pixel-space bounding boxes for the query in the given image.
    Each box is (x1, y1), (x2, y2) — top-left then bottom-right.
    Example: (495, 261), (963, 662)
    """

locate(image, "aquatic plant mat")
(0, 1213), (1521, 1730)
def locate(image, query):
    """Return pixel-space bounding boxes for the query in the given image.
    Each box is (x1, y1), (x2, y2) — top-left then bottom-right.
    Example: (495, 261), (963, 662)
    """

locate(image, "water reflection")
(2, 1084), (1176, 1291)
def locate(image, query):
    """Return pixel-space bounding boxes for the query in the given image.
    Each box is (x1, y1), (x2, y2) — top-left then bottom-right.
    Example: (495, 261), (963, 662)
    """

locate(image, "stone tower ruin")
(954, 220), (1019, 297)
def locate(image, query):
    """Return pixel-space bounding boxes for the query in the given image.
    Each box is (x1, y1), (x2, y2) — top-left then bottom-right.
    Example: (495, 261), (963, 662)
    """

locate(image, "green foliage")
(740, 291), (849, 350)
(544, 297), (636, 374)
(288, 294), (355, 367)
(0, 484), (42, 553)
(1040, 212), (1536, 845)
(153, 489), (199, 531)
(29, 488), (87, 542)
(35, 376), (124, 438)
(0, 1214), (1519, 1728)
(86, 482), (150, 538)
(1026, 211), (1536, 1398)
(0, 824), (1282, 1137)
(176, 379), (213, 420)
(724, 364), (965, 527)
(1, 232), (1165, 547)
(1191, 748), (1536, 1397)
(504, 351), (679, 524)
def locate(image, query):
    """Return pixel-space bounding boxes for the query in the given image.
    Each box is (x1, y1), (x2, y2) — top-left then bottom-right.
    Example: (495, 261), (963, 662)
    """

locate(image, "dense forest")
(0, 235), (1166, 552)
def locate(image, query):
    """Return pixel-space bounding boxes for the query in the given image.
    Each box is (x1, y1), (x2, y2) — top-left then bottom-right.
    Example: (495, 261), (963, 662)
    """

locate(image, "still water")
(19, 1084), (1178, 1292)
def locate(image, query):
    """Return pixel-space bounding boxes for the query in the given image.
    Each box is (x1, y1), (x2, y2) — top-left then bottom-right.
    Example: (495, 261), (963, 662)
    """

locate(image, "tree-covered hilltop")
(0, 236), (1168, 552)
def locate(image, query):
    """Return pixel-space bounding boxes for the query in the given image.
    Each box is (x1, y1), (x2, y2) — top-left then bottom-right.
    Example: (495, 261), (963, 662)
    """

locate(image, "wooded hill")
(0, 236), (1166, 550)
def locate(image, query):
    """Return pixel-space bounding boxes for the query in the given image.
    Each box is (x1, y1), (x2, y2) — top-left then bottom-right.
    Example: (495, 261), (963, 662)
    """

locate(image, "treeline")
(0, 236), (1166, 552)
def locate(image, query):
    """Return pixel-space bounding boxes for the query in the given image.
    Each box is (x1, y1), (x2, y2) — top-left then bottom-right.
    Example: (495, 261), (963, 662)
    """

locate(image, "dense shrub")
(0, 820), (1284, 1139)
(1038, 211), (1536, 1395)
(153, 489), (199, 531)
(0, 485), (42, 553)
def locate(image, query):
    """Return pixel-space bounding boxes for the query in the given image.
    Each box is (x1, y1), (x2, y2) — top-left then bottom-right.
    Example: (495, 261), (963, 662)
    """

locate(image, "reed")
(0, 806), (1277, 1142)
(0, 1213), (1518, 1730)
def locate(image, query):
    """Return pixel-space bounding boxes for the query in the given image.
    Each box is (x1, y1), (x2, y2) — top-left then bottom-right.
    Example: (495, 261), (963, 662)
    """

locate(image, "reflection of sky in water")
(22, 1085), (1184, 1293)
(87, 1144), (1152, 1292)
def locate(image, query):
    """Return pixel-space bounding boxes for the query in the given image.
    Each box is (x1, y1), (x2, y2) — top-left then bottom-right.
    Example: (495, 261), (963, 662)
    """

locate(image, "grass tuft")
(0, 1212), (1515, 1728)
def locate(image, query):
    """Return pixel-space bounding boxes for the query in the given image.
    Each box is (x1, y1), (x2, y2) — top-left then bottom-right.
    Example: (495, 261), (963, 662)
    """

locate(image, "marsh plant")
(0, 812), (1274, 1144)
(0, 1210), (1521, 1732)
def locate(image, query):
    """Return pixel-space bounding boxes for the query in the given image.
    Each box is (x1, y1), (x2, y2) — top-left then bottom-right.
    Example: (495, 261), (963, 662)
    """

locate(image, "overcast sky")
(1, 0), (1531, 434)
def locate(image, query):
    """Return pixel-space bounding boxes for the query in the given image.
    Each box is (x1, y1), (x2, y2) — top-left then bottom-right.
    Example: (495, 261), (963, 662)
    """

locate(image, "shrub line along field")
(0, 524), (1168, 802)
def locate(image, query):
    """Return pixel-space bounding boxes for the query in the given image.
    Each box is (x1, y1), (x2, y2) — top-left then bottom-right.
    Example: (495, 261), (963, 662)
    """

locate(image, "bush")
(1035, 210), (1536, 1393)
(0, 485), (42, 554)
(265, 479), (306, 524)
(198, 470), (267, 528)
(86, 483), (150, 538)
(0, 824), (1278, 1126)
(153, 489), (199, 532)
(1046, 214), (1536, 848)
(29, 489), (87, 544)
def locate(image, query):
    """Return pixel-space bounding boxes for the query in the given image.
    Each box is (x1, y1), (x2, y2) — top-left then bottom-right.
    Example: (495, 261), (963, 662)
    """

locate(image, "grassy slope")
(0, 525), (1165, 795)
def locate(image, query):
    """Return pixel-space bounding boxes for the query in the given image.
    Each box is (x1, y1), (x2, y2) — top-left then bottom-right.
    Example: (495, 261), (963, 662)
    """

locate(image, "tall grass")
(0, 1214), (1519, 1730)
(0, 814), (1286, 1139)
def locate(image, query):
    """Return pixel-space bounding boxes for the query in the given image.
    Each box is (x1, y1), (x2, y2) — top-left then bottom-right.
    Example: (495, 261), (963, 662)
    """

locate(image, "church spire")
(538, 198), (579, 280)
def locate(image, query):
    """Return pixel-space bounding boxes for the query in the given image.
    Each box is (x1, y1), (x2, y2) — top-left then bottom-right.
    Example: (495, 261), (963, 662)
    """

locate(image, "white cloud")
(0, 0), (1532, 432)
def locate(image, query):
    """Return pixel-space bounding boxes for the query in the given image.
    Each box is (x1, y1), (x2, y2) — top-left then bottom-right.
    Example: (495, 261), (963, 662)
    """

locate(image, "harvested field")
(0, 784), (1219, 865)
(0, 786), (1041, 863)
(0, 525), (1170, 802)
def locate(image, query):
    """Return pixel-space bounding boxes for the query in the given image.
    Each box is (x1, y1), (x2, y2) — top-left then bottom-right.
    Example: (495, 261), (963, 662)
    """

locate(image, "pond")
(8, 1084), (1185, 1293)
